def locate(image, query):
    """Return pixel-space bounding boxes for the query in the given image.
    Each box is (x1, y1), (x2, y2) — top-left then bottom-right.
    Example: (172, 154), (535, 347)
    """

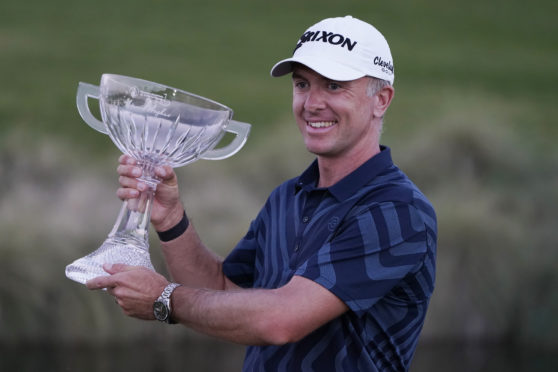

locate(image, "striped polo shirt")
(223, 146), (437, 371)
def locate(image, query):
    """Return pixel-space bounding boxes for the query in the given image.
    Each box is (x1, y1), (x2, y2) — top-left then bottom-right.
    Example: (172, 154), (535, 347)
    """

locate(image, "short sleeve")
(295, 201), (434, 316)
(223, 219), (259, 288)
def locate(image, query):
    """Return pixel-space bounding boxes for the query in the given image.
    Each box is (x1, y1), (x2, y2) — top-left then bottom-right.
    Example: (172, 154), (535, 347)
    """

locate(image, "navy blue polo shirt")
(223, 146), (437, 371)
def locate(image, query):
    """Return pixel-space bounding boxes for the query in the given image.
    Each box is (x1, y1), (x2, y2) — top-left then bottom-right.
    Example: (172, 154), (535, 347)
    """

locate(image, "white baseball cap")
(270, 16), (394, 84)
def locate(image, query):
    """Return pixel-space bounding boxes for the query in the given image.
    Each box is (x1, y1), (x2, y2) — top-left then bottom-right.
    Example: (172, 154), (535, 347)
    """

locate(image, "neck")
(317, 145), (381, 188)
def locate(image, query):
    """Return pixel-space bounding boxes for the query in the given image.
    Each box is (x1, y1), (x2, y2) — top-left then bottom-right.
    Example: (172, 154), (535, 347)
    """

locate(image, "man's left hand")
(86, 263), (169, 320)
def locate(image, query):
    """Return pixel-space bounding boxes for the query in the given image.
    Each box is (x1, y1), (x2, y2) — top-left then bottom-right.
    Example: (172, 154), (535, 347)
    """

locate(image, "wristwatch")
(153, 283), (181, 324)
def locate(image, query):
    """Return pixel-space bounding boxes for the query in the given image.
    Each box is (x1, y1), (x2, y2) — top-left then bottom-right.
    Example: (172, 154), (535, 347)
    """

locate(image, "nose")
(304, 86), (327, 111)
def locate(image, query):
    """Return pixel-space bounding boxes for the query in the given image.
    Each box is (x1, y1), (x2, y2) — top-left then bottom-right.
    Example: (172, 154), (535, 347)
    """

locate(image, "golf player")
(87, 15), (437, 371)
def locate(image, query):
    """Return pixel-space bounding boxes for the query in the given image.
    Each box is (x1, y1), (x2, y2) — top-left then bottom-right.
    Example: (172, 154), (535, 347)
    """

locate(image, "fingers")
(117, 157), (175, 186)
(116, 159), (144, 200)
(116, 177), (142, 200)
(85, 264), (143, 291)
(119, 154), (136, 166)
(117, 163), (142, 179)
(116, 156), (180, 214)
(86, 274), (114, 290)
(103, 263), (138, 274)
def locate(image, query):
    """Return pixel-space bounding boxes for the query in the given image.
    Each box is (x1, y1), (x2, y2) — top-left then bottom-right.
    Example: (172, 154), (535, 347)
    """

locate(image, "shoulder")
(361, 164), (435, 218)
(345, 166), (437, 242)
(251, 176), (299, 227)
(269, 176), (299, 197)
(263, 176), (300, 208)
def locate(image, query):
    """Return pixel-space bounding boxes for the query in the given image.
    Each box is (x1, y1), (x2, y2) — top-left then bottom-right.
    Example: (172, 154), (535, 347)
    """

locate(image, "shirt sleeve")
(295, 201), (435, 317)
(222, 219), (259, 288)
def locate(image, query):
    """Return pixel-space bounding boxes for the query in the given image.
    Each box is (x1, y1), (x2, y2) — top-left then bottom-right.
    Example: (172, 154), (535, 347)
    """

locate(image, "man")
(87, 15), (437, 371)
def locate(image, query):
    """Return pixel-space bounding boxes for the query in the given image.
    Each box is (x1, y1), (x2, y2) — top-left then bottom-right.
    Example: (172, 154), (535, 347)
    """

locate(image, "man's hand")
(86, 263), (169, 320)
(116, 154), (185, 231)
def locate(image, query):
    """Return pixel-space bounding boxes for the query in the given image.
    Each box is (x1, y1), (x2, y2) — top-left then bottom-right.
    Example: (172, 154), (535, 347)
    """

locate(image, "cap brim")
(270, 55), (365, 82)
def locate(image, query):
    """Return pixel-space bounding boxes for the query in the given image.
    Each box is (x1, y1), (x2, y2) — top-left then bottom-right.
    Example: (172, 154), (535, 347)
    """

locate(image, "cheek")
(291, 98), (303, 128)
(292, 94), (304, 112)
(292, 97), (307, 125)
(352, 98), (375, 120)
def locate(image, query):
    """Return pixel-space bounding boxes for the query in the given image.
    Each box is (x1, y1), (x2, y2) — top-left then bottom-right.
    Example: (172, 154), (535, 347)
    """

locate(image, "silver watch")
(153, 283), (181, 324)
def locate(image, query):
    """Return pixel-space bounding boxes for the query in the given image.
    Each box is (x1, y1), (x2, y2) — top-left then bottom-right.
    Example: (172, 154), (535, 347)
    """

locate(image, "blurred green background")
(1, 0), (557, 370)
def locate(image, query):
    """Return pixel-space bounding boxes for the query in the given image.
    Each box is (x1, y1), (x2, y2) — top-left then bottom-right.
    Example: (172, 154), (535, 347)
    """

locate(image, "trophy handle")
(76, 82), (109, 134)
(200, 120), (251, 160)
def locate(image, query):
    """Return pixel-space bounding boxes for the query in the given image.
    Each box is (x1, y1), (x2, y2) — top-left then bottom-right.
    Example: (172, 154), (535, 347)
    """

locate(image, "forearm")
(170, 276), (348, 346)
(160, 221), (235, 290)
(171, 286), (288, 345)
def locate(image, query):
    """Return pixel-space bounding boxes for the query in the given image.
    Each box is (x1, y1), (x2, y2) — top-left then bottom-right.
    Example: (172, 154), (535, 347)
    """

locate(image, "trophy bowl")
(65, 74), (251, 285)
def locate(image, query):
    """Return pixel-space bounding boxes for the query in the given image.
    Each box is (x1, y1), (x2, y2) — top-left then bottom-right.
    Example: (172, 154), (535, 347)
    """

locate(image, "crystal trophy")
(65, 74), (251, 285)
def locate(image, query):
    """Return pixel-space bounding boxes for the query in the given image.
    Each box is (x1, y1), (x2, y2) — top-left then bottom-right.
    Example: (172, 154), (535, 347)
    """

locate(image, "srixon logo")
(294, 30), (357, 53)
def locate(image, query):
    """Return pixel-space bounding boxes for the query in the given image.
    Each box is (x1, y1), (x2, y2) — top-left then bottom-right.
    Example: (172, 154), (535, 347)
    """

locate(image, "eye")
(327, 82), (342, 91)
(293, 80), (308, 89)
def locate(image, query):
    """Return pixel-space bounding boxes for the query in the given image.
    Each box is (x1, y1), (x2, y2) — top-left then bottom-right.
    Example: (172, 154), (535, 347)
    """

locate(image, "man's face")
(291, 65), (380, 160)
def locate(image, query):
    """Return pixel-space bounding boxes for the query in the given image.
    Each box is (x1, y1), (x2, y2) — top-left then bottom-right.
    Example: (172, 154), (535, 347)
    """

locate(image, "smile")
(307, 121), (336, 128)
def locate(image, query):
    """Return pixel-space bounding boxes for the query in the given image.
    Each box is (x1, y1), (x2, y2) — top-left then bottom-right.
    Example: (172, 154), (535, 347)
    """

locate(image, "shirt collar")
(295, 146), (394, 201)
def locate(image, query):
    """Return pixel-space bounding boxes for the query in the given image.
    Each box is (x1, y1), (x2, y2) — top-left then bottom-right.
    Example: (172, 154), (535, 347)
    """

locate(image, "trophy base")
(65, 237), (155, 285)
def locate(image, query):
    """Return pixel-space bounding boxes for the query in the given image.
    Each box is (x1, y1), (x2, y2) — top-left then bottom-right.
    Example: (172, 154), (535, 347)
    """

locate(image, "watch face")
(153, 301), (169, 321)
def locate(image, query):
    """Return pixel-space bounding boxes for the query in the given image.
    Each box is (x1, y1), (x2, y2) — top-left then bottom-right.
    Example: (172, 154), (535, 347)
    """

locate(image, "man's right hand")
(116, 154), (185, 232)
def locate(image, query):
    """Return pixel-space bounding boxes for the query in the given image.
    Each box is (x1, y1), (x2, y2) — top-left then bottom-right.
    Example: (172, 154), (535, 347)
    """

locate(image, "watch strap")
(156, 282), (181, 323)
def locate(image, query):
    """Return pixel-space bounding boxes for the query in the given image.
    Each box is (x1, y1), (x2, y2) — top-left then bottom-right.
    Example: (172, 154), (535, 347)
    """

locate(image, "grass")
(0, 0), (557, 349)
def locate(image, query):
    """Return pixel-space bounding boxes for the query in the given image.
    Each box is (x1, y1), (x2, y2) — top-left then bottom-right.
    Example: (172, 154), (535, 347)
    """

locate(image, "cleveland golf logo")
(373, 56), (394, 74)
(294, 30), (357, 53)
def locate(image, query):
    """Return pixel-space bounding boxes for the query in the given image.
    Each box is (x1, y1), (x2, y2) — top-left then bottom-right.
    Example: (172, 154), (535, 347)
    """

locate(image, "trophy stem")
(110, 184), (156, 247)
(65, 169), (159, 285)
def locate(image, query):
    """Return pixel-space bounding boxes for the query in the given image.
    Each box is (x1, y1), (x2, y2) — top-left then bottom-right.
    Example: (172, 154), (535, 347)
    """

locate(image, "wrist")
(156, 211), (189, 242)
(153, 204), (185, 232)
(153, 283), (182, 324)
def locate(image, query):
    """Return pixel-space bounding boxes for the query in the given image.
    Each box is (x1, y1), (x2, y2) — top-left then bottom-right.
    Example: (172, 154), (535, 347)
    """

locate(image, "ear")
(373, 85), (394, 118)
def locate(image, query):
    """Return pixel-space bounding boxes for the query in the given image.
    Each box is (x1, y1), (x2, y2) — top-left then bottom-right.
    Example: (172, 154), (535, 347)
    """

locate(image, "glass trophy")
(65, 74), (251, 285)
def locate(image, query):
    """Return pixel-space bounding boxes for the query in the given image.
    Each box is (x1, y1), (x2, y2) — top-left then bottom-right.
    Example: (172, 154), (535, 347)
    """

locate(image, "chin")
(305, 145), (330, 157)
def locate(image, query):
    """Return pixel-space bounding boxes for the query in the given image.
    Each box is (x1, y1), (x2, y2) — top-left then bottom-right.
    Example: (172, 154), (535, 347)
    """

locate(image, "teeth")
(308, 121), (335, 128)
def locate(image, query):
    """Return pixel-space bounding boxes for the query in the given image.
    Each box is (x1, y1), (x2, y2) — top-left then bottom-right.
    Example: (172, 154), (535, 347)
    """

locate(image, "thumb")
(156, 165), (177, 185)
(103, 263), (137, 274)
